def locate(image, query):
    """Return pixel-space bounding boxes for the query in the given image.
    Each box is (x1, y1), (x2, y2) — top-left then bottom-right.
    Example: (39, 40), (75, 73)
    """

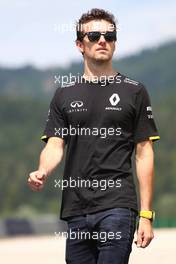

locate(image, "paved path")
(0, 229), (175, 264)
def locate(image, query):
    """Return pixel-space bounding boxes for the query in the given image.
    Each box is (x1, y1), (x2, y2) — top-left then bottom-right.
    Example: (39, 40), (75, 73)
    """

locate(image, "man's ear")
(76, 40), (84, 54)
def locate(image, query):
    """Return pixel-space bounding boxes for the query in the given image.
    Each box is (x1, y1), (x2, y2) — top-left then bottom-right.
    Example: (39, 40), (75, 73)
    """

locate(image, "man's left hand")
(135, 217), (154, 248)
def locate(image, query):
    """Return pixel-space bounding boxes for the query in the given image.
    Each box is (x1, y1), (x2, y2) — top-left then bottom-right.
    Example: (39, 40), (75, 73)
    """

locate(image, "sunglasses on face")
(82, 31), (117, 42)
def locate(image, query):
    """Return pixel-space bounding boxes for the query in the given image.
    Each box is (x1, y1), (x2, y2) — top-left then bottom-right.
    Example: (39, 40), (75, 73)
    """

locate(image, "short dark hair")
(76, 8), (117, 41)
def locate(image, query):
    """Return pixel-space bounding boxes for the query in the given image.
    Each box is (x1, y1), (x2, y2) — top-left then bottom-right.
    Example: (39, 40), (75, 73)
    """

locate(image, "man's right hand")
(28, 169), (47, 192)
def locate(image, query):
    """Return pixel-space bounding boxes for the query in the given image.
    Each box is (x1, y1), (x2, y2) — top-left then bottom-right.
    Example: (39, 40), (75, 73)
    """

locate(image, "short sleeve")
(134, 85), (160, 144)
(40, 88), (68, 144)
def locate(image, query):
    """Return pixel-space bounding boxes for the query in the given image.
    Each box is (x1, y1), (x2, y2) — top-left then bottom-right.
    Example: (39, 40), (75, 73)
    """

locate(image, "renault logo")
(109, 93), (120, 106)
(70, 101), (83, 108)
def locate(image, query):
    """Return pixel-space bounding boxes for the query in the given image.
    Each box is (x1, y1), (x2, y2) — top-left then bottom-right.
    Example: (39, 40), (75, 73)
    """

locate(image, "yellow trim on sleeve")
(149, 136), (160, 141)
(41, 135), (48, 140)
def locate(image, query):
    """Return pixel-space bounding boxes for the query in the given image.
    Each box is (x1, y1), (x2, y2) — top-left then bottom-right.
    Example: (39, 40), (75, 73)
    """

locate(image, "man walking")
(28, 8), (160, 264)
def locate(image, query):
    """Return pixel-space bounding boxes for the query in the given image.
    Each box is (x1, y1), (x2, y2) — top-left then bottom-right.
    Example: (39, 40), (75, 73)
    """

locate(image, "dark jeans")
(65, 207), (137, 264)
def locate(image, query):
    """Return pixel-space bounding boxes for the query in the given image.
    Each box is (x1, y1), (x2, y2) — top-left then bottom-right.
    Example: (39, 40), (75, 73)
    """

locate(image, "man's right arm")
(28, 137), (65, 192)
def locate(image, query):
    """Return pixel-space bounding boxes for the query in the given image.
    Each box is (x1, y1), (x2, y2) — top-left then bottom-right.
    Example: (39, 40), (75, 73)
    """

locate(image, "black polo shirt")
(41, 73), (160, 220)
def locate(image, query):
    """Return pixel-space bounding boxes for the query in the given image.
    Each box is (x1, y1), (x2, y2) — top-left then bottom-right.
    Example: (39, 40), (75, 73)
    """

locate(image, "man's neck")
(83, 59), (117, 80)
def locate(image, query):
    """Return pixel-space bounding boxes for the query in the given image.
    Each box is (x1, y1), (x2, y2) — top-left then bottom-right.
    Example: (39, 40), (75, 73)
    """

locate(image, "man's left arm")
(135, 139), (155, 248)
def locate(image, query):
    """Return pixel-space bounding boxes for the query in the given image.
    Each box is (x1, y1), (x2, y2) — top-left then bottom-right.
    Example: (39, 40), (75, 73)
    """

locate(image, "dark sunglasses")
(82, 31), (117, 42)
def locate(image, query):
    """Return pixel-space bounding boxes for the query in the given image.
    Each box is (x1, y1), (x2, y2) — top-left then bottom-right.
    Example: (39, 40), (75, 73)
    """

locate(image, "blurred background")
(0, 0), (176, 263)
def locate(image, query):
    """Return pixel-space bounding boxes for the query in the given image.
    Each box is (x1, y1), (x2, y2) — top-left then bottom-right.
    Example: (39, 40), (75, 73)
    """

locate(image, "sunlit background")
(0, 0), (176, 263)
(1, 0), (176, 67)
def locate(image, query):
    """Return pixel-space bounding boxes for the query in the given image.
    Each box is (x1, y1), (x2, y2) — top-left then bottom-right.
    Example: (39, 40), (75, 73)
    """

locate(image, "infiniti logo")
(70, 101), (83, 108)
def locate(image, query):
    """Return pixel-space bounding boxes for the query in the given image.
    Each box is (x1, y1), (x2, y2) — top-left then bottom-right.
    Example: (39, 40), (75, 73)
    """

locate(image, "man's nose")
(98, 35), (106, 43)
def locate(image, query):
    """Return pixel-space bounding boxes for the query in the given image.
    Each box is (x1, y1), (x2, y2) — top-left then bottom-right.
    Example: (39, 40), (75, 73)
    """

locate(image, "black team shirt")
(41, 73), (160, 220)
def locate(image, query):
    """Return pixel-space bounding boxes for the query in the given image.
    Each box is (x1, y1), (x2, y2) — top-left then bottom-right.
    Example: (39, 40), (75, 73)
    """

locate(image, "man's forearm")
(135, 143), (154, 210)
(38, 144), (64, 177)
